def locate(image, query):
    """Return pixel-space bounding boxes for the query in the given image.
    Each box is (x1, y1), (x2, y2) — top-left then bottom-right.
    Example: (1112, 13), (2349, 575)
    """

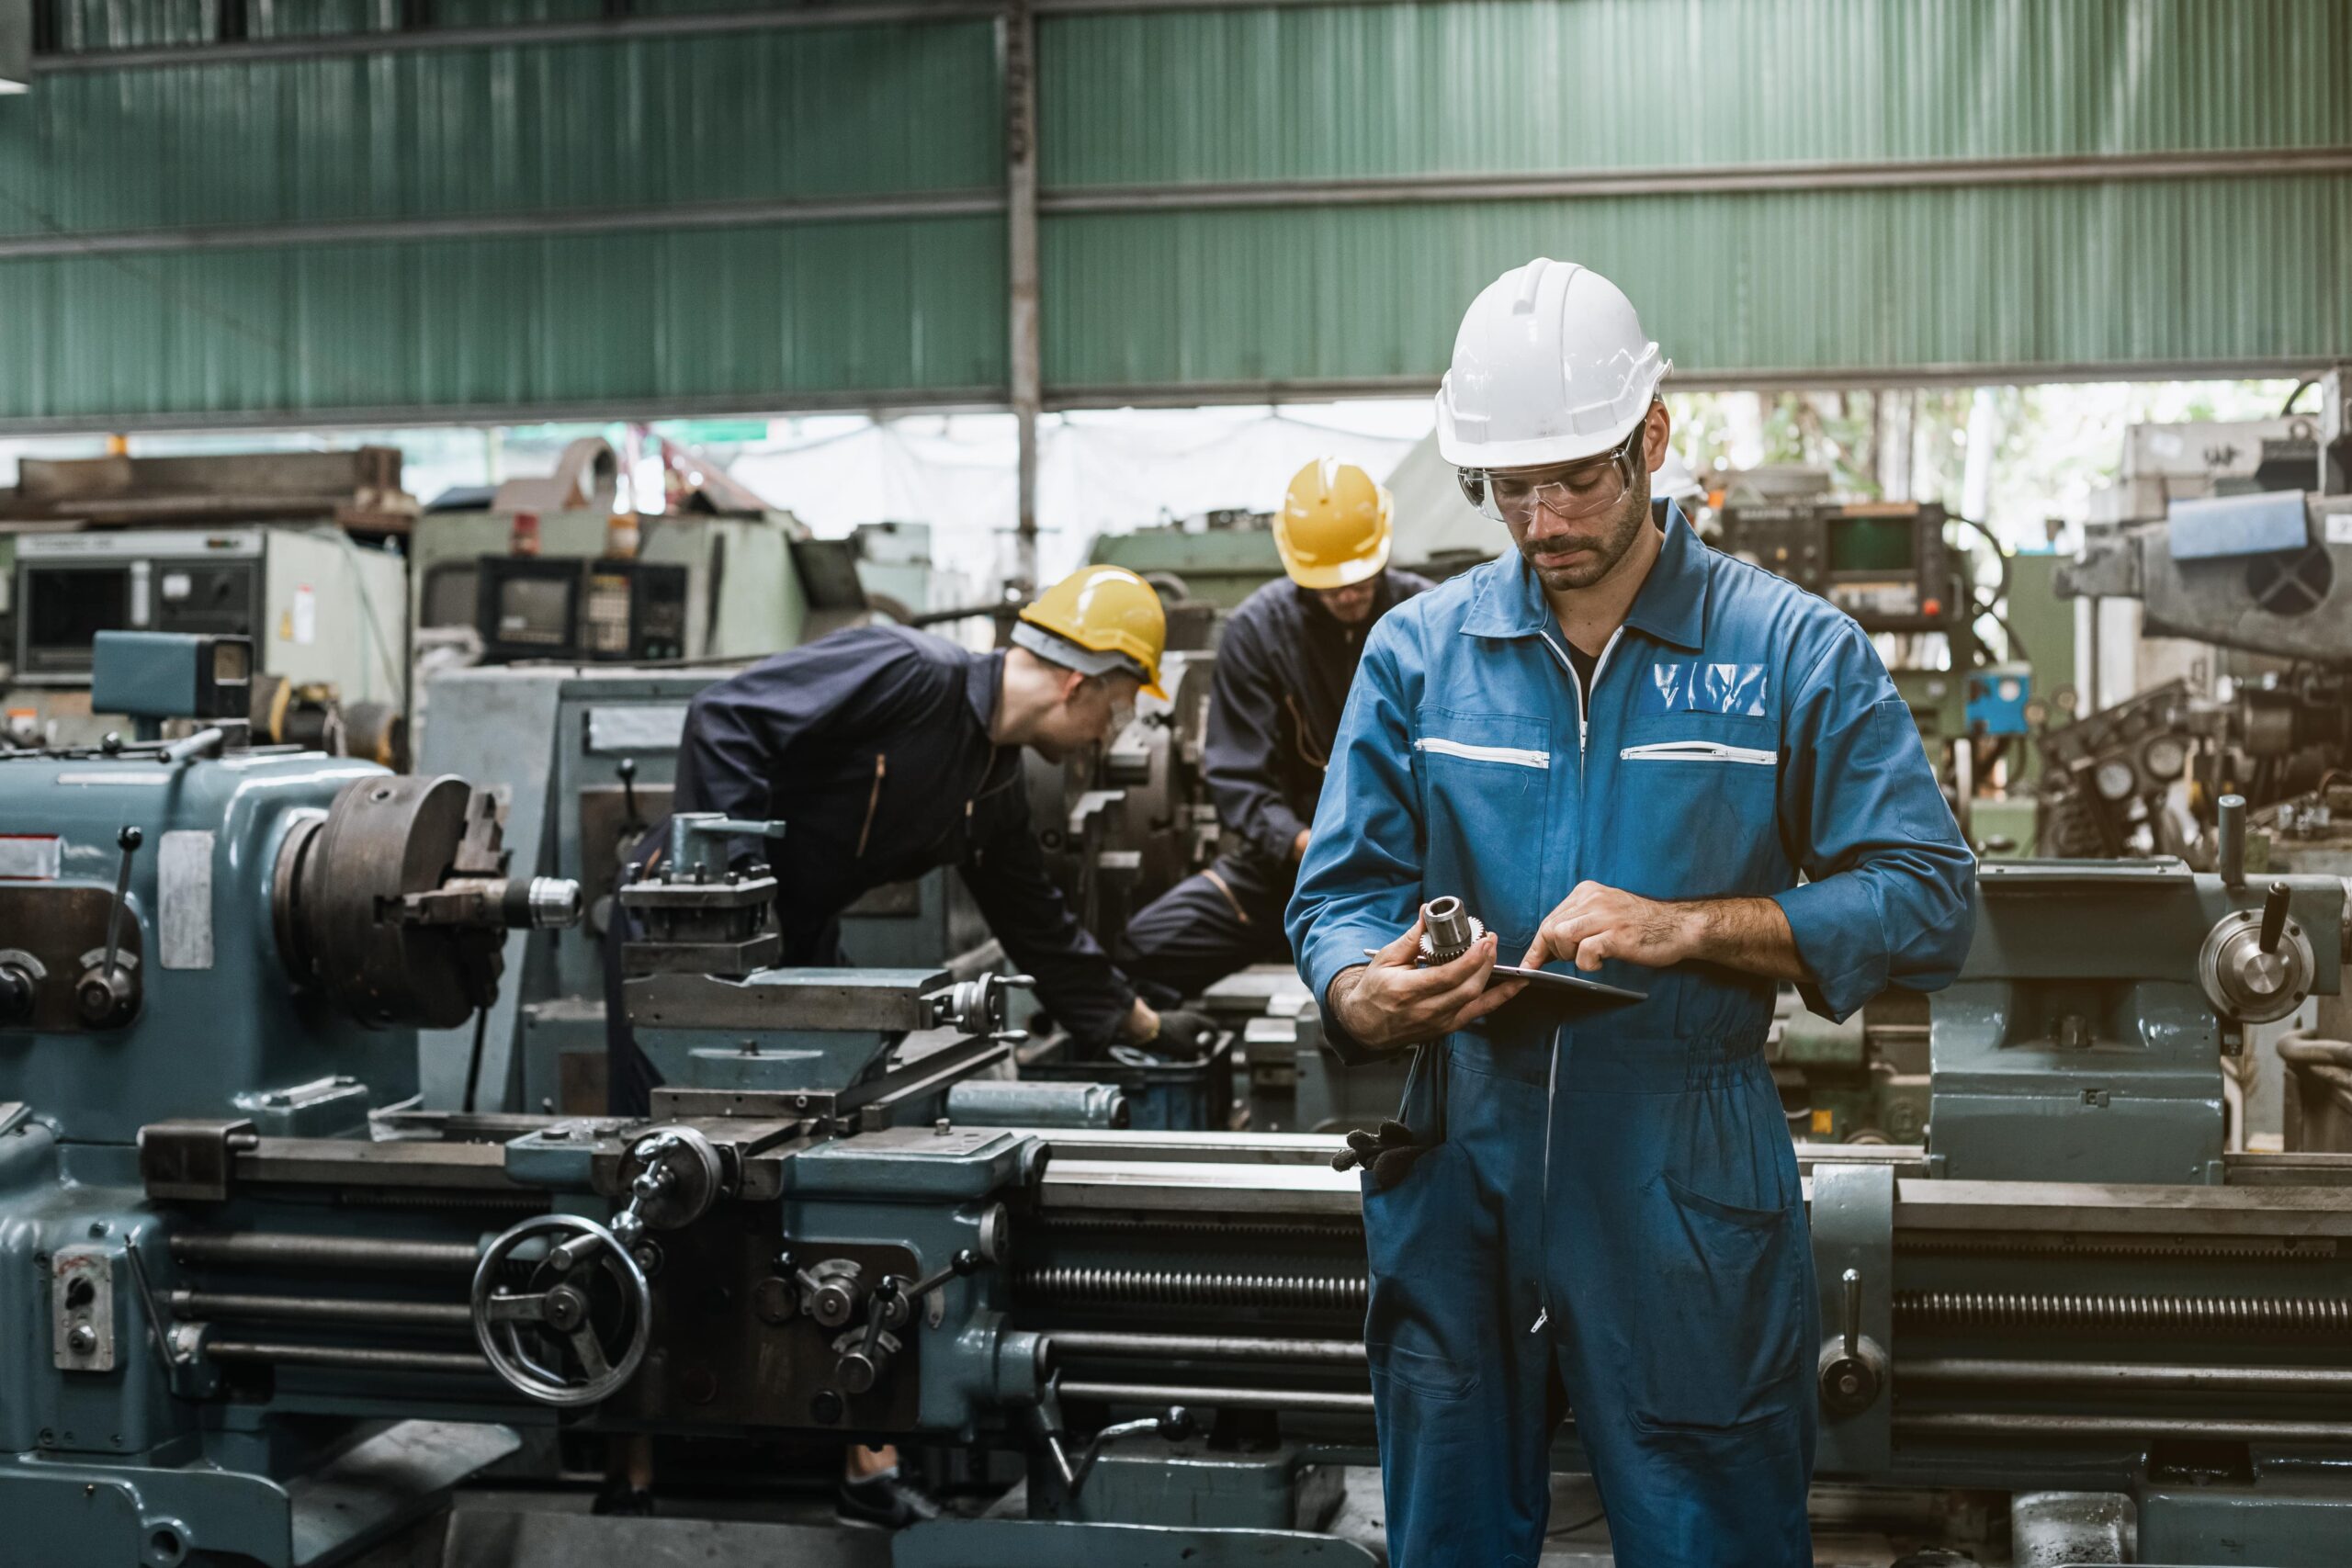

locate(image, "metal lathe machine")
(5, 634), (2352, 1567)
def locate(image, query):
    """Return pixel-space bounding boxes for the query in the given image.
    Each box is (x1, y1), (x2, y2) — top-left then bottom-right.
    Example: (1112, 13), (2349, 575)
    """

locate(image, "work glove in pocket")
(1331, 1120), (1435, 1190)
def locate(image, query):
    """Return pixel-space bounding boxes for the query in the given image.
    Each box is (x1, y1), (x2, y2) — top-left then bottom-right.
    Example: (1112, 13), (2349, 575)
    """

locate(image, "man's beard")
(1518, 483), (1652, 590)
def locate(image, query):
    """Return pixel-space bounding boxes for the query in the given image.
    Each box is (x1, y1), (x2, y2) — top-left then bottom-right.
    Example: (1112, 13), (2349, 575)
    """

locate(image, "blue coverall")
(605, 626), (1139, 1113)
(1286, 508), (1975, 1567)
(1117, 569), (1431, 1000)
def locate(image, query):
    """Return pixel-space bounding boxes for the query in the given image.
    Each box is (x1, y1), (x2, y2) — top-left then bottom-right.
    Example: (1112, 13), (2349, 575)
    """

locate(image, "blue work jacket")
(1288, 508), (1975, 1063)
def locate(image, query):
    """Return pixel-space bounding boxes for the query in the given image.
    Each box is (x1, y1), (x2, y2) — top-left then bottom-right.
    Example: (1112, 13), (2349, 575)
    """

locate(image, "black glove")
(1147, 1008), (1220, 1062)
(1331, 1120), (1435, 1190)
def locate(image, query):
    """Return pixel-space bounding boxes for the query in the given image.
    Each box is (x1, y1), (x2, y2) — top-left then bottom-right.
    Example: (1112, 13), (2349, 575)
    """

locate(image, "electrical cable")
(1949, 512), (2029, 664)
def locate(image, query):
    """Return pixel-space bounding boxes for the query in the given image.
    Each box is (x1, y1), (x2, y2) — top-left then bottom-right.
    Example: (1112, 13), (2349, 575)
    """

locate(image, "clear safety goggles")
(1457, 426), (1645, 525)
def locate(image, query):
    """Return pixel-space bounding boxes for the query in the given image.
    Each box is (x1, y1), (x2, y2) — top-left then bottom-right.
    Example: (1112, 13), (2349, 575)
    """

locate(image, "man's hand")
(1122, 998), (1161, 1043)
(1292, 828), (1312, 861)
(1329, 913), (1523, 1050)
(1519, 881), (1806, 981)
(1520, 881), (1699, 973)
(1146, 1008), (1219, 1061)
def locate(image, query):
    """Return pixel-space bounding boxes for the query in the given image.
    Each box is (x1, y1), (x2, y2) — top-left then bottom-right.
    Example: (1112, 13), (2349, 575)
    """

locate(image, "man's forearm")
(1674, 896), (1807, 983)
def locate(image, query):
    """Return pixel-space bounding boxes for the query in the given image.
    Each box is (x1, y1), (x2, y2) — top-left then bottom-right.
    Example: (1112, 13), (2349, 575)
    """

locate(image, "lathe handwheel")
(472, 1213), (654, 1407)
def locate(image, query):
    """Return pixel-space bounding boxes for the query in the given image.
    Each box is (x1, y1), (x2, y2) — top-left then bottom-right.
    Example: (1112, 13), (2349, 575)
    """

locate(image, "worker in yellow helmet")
(1115, 459), (1435, 998)
(604, 562), (1214, 1523)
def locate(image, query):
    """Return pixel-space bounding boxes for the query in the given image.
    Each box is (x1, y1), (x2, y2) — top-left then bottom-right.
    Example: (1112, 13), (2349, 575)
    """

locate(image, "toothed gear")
(1419, 914), (1485, 964)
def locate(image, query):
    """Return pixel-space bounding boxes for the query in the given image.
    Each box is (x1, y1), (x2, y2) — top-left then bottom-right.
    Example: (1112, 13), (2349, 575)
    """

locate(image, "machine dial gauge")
(2093, 759), (2138, 801)
(2141, 735), (2189, 780)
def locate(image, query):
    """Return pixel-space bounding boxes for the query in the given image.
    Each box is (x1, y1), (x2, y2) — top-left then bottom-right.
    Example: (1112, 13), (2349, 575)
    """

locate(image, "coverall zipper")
(1530, 624), (1623, 1333)
(854, 753), (886, 857)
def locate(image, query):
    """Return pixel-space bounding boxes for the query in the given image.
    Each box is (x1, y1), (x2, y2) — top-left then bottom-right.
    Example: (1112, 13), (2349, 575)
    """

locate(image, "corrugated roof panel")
(1039, 175), (2352, 389)
(1040, 0), (2352, 186)
(431, 0), (604, 26)
(249, 0), (400, 38)
(59, 0), (218, 51)
(0, 215), (1009, 422)
(0, 21), (1002, 235)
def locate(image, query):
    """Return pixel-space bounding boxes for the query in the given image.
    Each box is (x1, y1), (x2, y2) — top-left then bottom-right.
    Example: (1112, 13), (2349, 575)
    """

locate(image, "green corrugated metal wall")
(1, 0), (2347, 428)
(1044, 176), (2352, 392)
(0, 219), (1009, 419)
(3, 26), (1002, 232)
(1039, 0), (2352, 181)
(1039, 0), (2352, 392)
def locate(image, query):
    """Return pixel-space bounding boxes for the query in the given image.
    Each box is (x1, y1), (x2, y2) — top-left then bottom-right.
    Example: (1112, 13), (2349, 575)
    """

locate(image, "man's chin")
(1531, 555), (1604, 590)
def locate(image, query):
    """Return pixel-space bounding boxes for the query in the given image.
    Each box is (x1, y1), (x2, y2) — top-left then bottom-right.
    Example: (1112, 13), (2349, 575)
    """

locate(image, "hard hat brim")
(1010, 619), (1167, 700)
(1435, 394), (1653, 471)
(1282, 531), (1392, 591)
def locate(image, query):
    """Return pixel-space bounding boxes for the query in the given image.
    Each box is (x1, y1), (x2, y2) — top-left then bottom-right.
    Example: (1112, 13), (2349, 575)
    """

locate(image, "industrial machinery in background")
(0, 449), (415, 755)
(1023, 649), (1220, 953)
(10, 634), (2352, 1565)
(1713, 487), (2073, 852)
(1087, 507), (1283, 609)
(2044, 369), (2352, 1156)
(2049, 371), (2352, 863)
(406, 437), (869, 685)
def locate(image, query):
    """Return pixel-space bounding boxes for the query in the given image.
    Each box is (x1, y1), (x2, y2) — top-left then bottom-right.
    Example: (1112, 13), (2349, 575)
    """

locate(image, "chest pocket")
(1606, 734), (1781, 901)
(1411, 708), (1551, 938)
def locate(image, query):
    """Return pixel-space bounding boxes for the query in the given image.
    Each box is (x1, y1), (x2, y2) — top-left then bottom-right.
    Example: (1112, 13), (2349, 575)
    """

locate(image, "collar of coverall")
(1460, 500), (1707, 652)
(965, 646), (1007, 732)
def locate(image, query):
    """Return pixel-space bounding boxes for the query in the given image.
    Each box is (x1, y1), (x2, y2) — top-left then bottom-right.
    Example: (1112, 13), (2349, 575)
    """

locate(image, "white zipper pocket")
(1618, 740), (1776, 766)
(1414, 737), (1550, 770)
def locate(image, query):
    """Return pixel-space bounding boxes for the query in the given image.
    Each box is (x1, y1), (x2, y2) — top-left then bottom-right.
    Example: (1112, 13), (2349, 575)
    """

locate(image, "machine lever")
(1028, 1397), (1196, 1495)
(1815, 1265), (1888, 1417)
(891, 1248), (984, 1305)
(161, 727), (227, 766)
(616, 758), (645, 834)
(102, 826), (141, 983)
(2260, 881), (2292, 956)
(75, 827), (145, 1028)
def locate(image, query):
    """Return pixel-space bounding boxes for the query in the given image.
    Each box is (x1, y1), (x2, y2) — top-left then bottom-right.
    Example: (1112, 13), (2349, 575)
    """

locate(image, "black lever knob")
(2260, 881), (2291, 956)
(616, 758), (645, 832)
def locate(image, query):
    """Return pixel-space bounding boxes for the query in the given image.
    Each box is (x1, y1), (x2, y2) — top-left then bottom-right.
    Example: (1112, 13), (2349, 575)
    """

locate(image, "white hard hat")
(1434, 258), (1668, 470)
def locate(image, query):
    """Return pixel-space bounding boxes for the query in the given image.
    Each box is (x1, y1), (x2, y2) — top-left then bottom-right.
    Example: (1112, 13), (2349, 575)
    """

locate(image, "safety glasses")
(1457, 425), (1645, 524)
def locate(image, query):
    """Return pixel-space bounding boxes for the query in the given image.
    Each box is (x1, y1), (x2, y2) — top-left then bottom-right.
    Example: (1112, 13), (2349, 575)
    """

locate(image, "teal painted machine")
(0, 634), (583, 1566)
(18, 639), (2352, 1566)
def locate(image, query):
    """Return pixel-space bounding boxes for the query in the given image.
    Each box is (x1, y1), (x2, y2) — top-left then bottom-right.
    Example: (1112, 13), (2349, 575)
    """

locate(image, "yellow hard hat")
(1277, 458), (1393, 590)
(1013, 565), (1168, 699)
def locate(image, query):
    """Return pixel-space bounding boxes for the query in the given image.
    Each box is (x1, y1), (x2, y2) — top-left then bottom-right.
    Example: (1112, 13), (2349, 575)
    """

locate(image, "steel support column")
(1004, 0), (1042, 590)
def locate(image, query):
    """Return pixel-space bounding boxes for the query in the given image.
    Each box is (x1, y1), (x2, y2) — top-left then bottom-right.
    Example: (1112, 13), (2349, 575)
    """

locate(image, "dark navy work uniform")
(606, 625), (1138, 1114)
(1116, 569), (1431, 1001)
